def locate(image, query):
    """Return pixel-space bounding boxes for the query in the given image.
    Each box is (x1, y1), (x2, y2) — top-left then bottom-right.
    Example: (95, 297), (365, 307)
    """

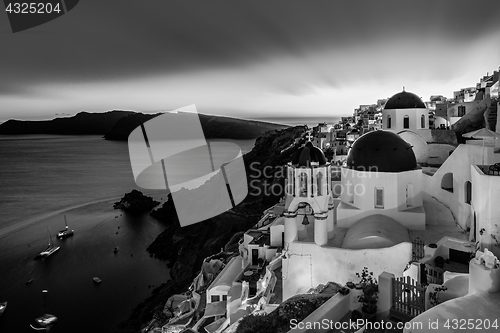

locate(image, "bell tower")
(284, 140), (334, 246)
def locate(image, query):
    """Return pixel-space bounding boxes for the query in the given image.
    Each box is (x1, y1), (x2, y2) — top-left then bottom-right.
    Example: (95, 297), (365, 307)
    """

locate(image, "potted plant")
(356, 267), (378, 321)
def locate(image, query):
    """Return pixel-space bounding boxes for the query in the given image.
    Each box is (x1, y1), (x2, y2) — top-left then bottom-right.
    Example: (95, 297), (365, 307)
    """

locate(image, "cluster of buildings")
(155, 71), (500, 333)
(316, 68), (500, 166)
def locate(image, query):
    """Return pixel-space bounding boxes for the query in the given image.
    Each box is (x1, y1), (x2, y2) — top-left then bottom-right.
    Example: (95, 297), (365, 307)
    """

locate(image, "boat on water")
(93, 277), (102, 284)
(113, 246), (119, 253)
(26, 279), (34, 285)
(0, 301), (7, 315)
(30, 314), (58, 330)
(57, 215), (74, 239)
(35, 230), (60, 260)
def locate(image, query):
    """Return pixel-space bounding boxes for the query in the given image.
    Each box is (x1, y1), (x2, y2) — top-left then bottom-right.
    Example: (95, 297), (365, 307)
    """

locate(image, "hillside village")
(143, 67), (500, 333)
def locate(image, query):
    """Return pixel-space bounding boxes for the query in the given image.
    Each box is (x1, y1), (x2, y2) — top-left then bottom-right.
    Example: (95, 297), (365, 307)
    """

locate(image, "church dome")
(384, 91), (426, 110)
(291, 141), (327, 167)
(347, 130), (417, 172)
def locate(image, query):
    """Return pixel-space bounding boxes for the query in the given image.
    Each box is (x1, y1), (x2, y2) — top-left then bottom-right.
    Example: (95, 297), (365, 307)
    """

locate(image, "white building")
(281, 136), (415, 300)
(337, 130), (426, 230)
(382, 89), (456, 166)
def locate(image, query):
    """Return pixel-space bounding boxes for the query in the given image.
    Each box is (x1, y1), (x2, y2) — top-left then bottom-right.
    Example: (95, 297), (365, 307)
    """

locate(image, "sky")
(1, 0), (500, 124)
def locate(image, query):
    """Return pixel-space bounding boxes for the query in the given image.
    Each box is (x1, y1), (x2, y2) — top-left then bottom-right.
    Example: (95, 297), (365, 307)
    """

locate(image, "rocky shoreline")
(113, 189), (160, 213)
(111, 125), (307, 332)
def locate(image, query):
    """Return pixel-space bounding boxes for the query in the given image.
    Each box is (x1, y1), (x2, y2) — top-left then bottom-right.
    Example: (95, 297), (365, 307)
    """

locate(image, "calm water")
(0, 135), (255, 333)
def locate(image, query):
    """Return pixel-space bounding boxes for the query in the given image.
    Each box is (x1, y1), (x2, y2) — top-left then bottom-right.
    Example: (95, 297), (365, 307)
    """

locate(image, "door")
(251, 249), (259, 265)
(449, 249), (469, 265)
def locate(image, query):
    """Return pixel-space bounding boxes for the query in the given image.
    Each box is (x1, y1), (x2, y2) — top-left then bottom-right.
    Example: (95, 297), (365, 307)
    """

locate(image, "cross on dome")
(306, 132), (313, 141)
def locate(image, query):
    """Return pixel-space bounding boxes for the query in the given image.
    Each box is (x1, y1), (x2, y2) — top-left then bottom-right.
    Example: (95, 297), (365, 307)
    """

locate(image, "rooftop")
(291, 141), (327, 167)
(208, 256), (243, 290)
(249, 233), (270, 246)
(384, 90), (426, 110)
(346, 130), (417, 173)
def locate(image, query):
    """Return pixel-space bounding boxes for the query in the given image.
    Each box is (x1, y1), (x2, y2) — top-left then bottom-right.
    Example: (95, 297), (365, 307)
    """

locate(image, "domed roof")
(347, 130), (417, 172)
(291, 141), (327, 167)
(342, 215), (410, 249)
(384, 91), (426, 110)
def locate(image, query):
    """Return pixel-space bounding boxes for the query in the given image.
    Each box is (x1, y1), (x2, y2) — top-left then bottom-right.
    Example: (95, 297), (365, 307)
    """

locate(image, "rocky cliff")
(104, 112), (289, 141)
(113, 190), (160, 213)
(111, 125), (307, 332)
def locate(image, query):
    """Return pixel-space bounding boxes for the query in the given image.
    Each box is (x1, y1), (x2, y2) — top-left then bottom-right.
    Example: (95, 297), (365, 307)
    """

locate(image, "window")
(211, 295), (220, 303)
(441, 173), (453, 193)
(465, 181), (472, 204)
(406, 183), (414, 207)
(222, 295), (228, 301)
(299, 172), (308, 197)
(421, 114), (425, 128)
(316, 172), (323, 196)
(387, 116), (391, 129)
(458, 105), (466, 117)
(375, 187), (384, 208)
(287, 168), (294, 195)
(403, 115), (409, 129)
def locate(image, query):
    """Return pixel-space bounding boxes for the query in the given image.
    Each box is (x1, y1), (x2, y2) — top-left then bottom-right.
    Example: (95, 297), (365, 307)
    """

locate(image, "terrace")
(477, 163), (500, 175)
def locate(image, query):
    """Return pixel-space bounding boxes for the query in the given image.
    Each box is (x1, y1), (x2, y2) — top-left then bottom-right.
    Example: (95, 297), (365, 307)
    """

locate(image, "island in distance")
(0, 110), (289, 141)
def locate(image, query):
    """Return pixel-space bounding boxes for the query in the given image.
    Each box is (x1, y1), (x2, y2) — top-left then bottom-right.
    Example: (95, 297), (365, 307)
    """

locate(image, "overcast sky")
(1, 0), (500, 123)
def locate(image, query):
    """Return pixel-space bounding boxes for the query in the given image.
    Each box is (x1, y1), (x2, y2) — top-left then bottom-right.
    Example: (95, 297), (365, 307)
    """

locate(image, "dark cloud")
(1, 0), (499, 118)
(2, 0), (499, 85)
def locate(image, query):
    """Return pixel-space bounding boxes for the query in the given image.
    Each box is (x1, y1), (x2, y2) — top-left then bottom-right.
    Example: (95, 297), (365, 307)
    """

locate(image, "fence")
(392, 276), (426, 318)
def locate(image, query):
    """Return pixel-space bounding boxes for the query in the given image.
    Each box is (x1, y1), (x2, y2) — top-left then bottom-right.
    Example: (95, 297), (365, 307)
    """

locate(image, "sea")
(0, 135), (255, 333)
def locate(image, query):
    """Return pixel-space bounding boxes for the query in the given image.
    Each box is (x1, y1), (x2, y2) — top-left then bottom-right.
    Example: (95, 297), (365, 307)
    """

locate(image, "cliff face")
(104, 113), (160, 140)
(104, 112), (290, 141)
(112, 125), (307, 332)
(450, 98), (489, 143)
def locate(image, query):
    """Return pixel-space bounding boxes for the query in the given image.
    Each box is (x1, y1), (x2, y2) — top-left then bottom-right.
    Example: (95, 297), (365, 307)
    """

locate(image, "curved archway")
(316, 172), (324, 196)
(297, 203), (315, 242)
(441, 173), (453, 193)
(299, 172), (308, 197)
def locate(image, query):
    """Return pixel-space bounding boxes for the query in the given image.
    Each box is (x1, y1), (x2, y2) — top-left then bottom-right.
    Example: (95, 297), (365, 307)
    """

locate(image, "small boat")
(0, 301), (7, 315)
(57, 215), (74, 239)
(30, 314), (57, 330)
(26, 279), (34, 285)
(35, 230), (60, 260)
(113, 247), (119, 253)
(93, 277), (102, 284)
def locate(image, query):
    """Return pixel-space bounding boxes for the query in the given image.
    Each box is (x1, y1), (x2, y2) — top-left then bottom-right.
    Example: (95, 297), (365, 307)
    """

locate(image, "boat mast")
(48, 230), (53, 247)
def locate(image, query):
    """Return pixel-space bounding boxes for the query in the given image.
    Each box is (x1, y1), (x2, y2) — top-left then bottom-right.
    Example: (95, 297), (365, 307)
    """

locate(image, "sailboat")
(35, 230), (60, 260)
(0, 301), (7, 316)
(57, 215), (74, 239)
(30, 290), (57, 330)
(30, 314), (58, 330)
